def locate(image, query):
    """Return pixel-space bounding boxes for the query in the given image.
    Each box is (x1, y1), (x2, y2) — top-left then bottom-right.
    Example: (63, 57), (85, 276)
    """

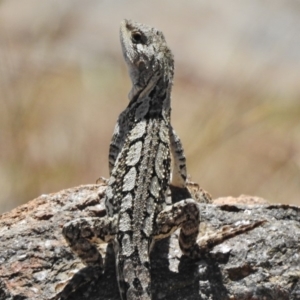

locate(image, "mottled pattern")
(56, 19), (265, 300)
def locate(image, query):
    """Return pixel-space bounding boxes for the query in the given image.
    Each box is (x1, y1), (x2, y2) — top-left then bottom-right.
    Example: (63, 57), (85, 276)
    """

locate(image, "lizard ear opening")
(138, 61), (146, 71)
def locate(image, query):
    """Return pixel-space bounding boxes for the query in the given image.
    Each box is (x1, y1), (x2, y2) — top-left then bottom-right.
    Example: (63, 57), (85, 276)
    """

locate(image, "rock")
(0, 184), (299, 300)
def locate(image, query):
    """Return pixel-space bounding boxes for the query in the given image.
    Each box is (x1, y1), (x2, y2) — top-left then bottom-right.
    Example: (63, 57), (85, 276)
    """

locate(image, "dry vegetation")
(0, 0), (299, 213)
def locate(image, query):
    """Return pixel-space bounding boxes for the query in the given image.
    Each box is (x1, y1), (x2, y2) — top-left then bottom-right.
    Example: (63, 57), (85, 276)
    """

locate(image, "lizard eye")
(132, 31), (143, 44)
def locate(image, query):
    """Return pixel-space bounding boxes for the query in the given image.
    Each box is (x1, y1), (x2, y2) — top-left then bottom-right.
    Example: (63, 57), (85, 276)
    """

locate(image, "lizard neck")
(128, 74), (172, 121)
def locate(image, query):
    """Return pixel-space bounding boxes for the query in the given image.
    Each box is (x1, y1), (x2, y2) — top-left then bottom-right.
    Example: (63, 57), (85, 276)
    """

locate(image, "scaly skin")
(55, 20), (265, 300)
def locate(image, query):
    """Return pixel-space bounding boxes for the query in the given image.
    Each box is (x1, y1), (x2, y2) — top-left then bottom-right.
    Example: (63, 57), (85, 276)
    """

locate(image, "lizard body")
(57, 20), (265, 300)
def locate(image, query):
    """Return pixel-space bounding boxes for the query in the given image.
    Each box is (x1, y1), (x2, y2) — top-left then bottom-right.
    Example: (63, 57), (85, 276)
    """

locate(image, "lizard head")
(120, 19), (174, 99)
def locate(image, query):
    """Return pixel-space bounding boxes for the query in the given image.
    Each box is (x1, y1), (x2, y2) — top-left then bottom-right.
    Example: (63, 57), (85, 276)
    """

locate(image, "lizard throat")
(129, 74), (172, 107)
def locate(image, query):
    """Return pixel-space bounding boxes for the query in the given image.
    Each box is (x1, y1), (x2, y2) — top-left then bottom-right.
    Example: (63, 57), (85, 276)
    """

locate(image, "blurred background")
(0, 0), (300, 213)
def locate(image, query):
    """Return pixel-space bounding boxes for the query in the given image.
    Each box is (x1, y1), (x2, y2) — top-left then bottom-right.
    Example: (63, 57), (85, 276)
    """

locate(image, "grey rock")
(0, 184), (299, 300)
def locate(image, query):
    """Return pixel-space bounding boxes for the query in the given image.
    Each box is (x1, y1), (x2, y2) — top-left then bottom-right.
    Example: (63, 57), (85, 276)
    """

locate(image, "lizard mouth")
(119, 19), (133, 64)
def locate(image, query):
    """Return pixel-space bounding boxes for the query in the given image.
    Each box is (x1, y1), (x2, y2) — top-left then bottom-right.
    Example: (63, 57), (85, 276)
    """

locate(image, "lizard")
(56, 19), (265, 300)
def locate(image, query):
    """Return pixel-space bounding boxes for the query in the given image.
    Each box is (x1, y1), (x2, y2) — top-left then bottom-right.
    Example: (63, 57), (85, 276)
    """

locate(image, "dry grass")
(0, 0), (299, 212)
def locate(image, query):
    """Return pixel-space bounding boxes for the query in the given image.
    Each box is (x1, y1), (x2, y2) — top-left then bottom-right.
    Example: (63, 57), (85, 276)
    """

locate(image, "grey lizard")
(55, 19), (265, 300)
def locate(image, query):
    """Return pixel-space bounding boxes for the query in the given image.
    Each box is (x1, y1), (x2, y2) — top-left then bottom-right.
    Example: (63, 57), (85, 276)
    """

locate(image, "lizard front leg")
(169, 126), (188, 188)
(108, 109), (130, 174)
(169, 126), (212, 205)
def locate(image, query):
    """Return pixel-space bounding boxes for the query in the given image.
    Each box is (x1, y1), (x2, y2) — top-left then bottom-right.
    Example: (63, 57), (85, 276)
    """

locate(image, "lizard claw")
(96, 176), (109, 184)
